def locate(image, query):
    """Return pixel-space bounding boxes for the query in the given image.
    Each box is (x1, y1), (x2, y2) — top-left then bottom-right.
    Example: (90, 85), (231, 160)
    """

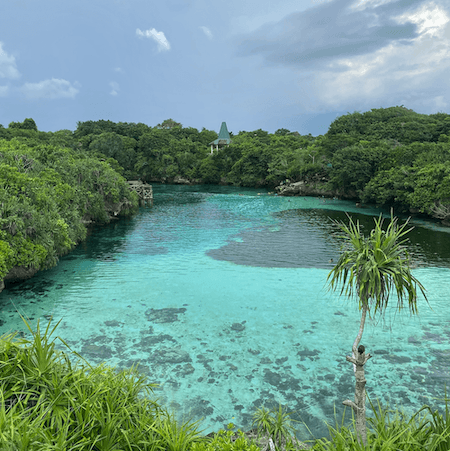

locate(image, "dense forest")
(1, 106), (450, 286)
(0, 119), (139, 286)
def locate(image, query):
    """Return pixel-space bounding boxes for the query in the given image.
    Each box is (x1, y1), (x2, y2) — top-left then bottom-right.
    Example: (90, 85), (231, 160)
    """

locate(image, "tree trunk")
(343, 304), (372, 446)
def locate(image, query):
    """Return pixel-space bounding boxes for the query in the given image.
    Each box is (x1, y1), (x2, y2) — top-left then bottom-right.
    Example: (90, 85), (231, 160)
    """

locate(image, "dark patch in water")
(207, 208), (450, 269)
(145, 308), (186, 323)
(137, 334), (176, 348)
(152, 347), (191, 363)
(231, 322), (246, 332)
(81, 344), (113, 359)
(104, 320), (121, 327)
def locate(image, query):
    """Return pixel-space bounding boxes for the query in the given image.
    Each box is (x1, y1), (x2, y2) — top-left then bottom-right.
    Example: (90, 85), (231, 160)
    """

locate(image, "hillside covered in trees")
(65, 107), (450, 222)
(1, 106), (450, 287)
(0, 120), (139, 290)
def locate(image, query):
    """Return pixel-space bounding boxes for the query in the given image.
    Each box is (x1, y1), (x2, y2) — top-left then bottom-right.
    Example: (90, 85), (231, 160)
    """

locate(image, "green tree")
(330, 144), (386, 195)
(8, 118), (38, 131)
(89, 132), (137, 177)
(274, 128), (291, 136)
(157, 118), (182, 129)
(327, 214), (427, 446)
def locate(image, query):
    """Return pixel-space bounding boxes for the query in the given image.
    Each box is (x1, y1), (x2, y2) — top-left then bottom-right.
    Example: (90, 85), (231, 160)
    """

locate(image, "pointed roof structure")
(209, 122), (232, 153)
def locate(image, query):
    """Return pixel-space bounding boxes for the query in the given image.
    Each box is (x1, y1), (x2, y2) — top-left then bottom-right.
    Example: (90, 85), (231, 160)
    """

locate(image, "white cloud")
(309, 1), (450, 112)
(20, 78), (80, 99)
(0, 42), (20, 79)
(114, 67), (123, 73)
(199, 26), (213, 39)
(0, 85), (9, 97)
(136, 28), (171, 52)
(110, 81), (119, 96)
(395, 2), (450, 37)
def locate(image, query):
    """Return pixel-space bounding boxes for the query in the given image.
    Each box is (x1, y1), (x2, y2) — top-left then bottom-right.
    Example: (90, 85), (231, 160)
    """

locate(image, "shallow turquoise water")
(1, 185), (450, 439)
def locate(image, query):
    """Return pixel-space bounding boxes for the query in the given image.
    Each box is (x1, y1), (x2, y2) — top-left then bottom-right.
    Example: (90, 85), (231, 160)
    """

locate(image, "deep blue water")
(1, 184), (450, 440)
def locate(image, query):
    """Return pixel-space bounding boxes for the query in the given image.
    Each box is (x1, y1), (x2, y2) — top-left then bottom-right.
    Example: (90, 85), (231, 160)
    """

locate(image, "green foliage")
(252, 404), (298, 450)
(330, 144), (387, 194)
(407, 163), (450, 214)
(89, 131), (137, 177)
(6, 107), (450, 228)
(317, 108), (450, 218)
(8, 118), (38, 131)
(327, 213), (427, 313)
(0, 240), (13, 279)
(361, 167), (414, 210)
(74, 119), (324, 187)
(4, 318), (450, 450)
(0, 138), (138, 277)
(151, 412), (204, 451)
(0, 319), (266, 451)
(312, 398), (450, 451)
(0, 318), (163, 450)
(191, 429), (259, 451)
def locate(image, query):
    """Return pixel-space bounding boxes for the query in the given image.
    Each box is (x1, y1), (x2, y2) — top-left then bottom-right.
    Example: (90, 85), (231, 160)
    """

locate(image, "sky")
(0, 0), (449, 136)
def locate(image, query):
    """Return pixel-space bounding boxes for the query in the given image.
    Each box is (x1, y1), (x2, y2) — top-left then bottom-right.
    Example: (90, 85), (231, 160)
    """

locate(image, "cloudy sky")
(0, 0), (449, 136)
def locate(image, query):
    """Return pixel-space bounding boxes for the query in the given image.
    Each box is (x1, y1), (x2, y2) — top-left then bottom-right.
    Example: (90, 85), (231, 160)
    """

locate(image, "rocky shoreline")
(274, 180), (357, 200)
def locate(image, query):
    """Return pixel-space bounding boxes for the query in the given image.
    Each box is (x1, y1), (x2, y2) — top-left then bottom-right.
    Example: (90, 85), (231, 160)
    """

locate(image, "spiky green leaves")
(327, 213), (427, 316)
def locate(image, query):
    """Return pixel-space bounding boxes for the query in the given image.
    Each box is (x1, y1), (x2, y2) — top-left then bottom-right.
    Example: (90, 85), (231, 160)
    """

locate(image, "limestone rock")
(172, 176), (191, 185)
(4, 266), (39, 283)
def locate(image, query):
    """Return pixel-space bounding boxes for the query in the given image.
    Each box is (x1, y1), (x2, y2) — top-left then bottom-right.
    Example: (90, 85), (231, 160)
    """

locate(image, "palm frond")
(327, 212), (427, 316)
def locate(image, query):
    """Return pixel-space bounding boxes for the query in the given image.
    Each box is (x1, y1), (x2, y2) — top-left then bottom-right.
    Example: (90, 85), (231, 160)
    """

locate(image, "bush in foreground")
(2, 318), (450, 450)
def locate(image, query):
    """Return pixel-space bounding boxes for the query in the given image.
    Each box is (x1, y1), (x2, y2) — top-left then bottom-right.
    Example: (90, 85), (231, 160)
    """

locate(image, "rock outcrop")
(275, 180), (357, 200)
(4, 266), (39, 283)
(0, 265), (39, 294)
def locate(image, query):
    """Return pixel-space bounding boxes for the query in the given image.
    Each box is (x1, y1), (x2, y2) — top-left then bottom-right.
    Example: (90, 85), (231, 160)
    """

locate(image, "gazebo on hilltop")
(209, 122), (232, 154)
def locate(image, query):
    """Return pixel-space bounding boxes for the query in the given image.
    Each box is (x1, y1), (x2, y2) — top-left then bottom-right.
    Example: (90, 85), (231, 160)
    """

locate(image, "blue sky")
(0, 0), (449, 136)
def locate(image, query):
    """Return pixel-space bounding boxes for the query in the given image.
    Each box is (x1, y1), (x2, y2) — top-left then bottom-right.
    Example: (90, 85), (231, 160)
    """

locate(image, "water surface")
(1, 185), (450, 439)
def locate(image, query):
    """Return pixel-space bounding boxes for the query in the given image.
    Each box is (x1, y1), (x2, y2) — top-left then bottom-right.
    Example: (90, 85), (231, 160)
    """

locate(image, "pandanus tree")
(327, 213), (427, 446)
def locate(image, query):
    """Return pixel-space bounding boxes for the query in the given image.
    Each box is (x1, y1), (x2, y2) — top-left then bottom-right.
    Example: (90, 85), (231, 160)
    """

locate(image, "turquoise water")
(1, 185), (450, 439)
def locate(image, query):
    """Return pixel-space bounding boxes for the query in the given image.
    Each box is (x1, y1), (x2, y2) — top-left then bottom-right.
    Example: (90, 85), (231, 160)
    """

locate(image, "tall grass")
(0, 317), (199, 450)
(311, 396), (450, 450)
(2, 318), (450, 450)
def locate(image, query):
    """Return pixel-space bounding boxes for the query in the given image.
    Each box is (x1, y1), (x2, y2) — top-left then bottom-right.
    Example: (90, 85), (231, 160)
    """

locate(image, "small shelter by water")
(209, 122), (232, 154)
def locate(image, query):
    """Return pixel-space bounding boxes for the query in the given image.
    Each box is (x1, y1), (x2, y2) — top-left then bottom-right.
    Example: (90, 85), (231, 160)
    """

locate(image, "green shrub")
(192, 427), (259, 451)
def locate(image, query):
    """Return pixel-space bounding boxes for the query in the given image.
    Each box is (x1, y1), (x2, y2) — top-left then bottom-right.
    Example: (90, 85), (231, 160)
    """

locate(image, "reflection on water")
(209, 207), (450, 269)
(1, 185), (450, 440)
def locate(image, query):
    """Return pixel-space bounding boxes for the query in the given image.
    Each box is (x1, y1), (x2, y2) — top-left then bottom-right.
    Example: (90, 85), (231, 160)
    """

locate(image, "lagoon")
(1, 185), (450, 439)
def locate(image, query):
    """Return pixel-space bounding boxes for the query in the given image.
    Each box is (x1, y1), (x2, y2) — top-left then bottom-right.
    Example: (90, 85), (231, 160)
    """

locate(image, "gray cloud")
(235, 0), (424, 68)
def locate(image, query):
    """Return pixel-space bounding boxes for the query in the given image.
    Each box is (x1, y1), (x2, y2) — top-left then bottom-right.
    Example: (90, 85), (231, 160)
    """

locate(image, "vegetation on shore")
(1, 112), (450, 448)
(1, 106), (450, 282)
(70, 108), (450, 225)
(6, 107), (450, 220)
(0, 121), (138, 284)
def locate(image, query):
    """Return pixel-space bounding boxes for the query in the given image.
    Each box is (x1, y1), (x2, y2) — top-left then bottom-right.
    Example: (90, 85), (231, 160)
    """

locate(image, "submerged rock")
(137, 334), (176, 348)
(81, 344), (113, 359)
(104, 320), (121, 327)
(145, 308), (187, 323)
(231, 322), (246, 332)
(152, 347), (191, 364)
(260, 357), (273, 364)
(275, 357), (289, 365)
(297, 349), (320, 361)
